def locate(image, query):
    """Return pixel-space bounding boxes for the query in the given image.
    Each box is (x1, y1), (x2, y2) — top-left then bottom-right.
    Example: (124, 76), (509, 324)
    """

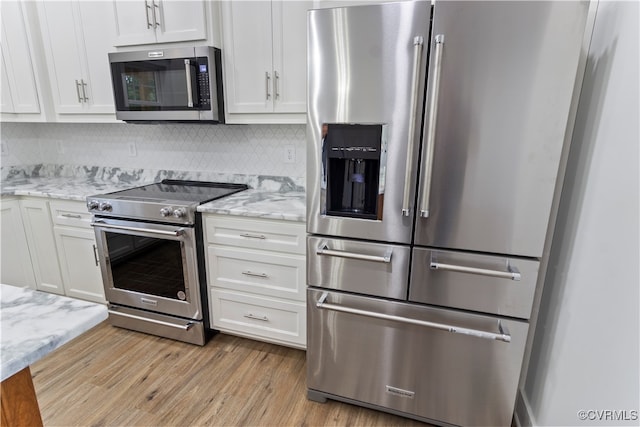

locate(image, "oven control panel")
(86, 198), (195, 225)
(87, 199), (112, 212)
(160, 207), (187, 219)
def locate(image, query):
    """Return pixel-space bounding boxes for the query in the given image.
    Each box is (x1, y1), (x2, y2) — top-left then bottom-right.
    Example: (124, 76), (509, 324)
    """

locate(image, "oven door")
(92, 218), (202, 320)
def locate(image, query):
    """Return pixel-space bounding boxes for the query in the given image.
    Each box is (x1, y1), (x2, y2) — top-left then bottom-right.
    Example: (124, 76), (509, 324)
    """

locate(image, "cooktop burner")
(107, 180), (249, 204)
(87, 180), (249, 225)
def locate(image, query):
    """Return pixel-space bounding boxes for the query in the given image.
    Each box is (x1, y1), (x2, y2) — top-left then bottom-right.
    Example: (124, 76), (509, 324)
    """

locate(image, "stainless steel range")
(87, 180), (247, 345)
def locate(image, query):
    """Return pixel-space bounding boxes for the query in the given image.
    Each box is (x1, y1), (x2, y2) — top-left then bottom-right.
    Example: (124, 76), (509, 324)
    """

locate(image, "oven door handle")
(91, 220), (185, 237)
(108, 309), (195, 331)
(316, 292), (511, 343)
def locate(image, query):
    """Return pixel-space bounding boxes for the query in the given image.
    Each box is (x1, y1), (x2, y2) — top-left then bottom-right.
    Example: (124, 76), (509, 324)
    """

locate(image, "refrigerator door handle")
(419, 34), (445, 218)
(430, 260), (522, 281)
(401, 36), (425, 217)
(316, 241), (393, 263)
(316, 292), (512, 343)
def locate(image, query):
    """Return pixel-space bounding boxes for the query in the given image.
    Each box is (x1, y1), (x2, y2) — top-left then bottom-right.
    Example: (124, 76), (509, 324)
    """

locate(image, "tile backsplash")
(0, 122), (306, 186)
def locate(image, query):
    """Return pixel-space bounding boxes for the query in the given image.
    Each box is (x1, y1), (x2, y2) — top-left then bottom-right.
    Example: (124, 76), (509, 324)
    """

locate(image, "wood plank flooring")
(31, 322), (431, 426)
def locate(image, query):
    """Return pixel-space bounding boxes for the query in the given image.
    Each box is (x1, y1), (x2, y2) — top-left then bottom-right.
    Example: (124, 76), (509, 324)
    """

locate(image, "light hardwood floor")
(31, 322), (431, 426)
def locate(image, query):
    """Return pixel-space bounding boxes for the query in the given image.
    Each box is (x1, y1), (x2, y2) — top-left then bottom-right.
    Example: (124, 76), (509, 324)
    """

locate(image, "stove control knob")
(87, 200), (99, 210)
(173, 208), (187, 219)
(99, 202), (112, 212)
(160, 207), (174, 217)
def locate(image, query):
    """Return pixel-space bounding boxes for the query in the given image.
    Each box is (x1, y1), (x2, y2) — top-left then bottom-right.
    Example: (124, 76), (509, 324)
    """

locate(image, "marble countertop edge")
(1, 285), (108, 382)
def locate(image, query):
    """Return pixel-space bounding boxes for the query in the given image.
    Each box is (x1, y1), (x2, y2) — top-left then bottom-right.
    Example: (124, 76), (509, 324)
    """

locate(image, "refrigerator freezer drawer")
(410, 248), (539, 319)
(307, 236), (410, 300)
(307, 288), (529, 427)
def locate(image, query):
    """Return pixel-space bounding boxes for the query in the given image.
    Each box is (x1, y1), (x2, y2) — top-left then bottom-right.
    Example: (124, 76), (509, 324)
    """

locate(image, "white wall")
(521, 1), (639, 425)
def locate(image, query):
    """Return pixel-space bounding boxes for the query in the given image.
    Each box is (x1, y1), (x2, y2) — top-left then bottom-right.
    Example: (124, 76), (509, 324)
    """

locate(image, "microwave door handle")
(185, 59), (194, 108)
(419, 34), (445, 218)
(401, 36), (424, 216)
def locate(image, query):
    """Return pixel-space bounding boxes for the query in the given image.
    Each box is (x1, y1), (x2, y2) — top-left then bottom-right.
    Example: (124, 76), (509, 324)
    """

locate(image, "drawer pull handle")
(242, 270), (268, 279)
(61, 213), (82, 219)
(317, 241), (392, 263)
(240, 233), (266, 240)
(316, 292), (511, 343)
(244, 313), (268, 322)
(430, 262), (521, 281)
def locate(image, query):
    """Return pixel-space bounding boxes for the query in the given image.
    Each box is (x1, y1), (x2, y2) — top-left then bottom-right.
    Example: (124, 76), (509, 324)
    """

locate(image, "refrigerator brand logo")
(385, 385), (415, 399)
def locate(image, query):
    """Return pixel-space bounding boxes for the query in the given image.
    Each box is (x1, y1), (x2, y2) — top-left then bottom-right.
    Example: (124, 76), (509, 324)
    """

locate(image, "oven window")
(106, 233), (187, 300)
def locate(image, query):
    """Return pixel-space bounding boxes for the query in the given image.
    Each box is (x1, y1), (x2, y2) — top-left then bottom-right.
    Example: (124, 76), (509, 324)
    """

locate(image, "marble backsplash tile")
(0, 122), (307, 189)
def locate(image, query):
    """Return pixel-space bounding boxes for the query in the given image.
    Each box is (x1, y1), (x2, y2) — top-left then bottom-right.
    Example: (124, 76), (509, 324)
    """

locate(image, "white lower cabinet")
(204, 214), (306, 349)
(19, 198), (65, 294)
(0, 197), (105, 303)
(49, 200), (105, 303)
(210, 289), (306, 348)
(0, 199), (36, 288)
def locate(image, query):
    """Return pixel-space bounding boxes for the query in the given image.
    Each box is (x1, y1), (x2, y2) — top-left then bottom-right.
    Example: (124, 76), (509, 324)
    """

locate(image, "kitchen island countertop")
(0, 284), (108, 381)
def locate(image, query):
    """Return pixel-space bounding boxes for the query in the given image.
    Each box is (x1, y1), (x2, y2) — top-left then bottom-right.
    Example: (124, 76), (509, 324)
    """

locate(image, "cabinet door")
(53, 226), (106, 304)
(77, 1), (117, 114)
(112, 0), (156, 46)
(154, 0), (207, 44)
(19, 199), (64, 295)
(221, 1), (274, 114)
(0, 0), (41, 114)
(37, 1), (86, 114)
(38, 1), (115, 116)
(0, 199), (36, 288)
(271, 1), (310, 113)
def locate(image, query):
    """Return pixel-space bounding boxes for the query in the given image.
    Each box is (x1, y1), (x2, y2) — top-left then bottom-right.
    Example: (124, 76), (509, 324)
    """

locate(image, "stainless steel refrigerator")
(306, 1), (594, 426)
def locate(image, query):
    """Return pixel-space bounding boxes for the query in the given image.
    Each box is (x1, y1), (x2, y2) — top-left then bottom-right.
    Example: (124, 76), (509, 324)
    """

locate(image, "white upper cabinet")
(37, 0), (116, 119)
(221, 1), (311, 123)
(112, 0), (207, 47)
(0, 1), (44, 119)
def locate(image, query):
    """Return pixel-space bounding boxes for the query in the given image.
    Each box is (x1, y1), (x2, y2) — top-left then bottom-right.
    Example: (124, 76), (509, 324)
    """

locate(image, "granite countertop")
(197, 189), (306, 222)
(0, 176), (154, 202)
(0, 284), (108, 381)
(1, 174), (307, 223)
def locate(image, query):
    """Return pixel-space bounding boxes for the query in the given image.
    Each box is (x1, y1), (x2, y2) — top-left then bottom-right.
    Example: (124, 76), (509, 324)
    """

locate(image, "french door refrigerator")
(306, 1), (594, 426)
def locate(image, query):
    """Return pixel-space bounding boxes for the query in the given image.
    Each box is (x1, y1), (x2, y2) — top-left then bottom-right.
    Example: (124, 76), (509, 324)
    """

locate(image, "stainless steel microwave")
(108, 46), (224, 123)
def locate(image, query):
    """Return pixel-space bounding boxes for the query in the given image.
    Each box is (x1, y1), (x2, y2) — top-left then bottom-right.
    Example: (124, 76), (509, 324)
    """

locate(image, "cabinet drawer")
(307, 236), (411, 300)
(49, 200), (92, 228)
(307, 289), (528, 427)
(207, 246), (305, 301)
(209, 289), (306, 348)
(409, 248), (539, 319)
(205, 215), (305, 254)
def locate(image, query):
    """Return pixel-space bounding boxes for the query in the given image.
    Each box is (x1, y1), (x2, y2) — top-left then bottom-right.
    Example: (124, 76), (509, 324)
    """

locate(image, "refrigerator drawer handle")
(419, 34), (445, 218)
(316, 292), (511, 343)
(316, 242), (392, 263)
(401, 36), (425, 217)
(108, 309), (194, 331)
(430, 261), (522, 281)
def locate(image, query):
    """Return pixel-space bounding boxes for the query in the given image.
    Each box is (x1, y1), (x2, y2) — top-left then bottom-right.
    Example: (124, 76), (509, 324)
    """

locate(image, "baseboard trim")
(514, 388), (537, 427)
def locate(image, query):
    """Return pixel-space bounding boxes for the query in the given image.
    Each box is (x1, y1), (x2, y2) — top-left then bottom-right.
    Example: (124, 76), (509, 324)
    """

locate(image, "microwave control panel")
(197, 63), (211, 109)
